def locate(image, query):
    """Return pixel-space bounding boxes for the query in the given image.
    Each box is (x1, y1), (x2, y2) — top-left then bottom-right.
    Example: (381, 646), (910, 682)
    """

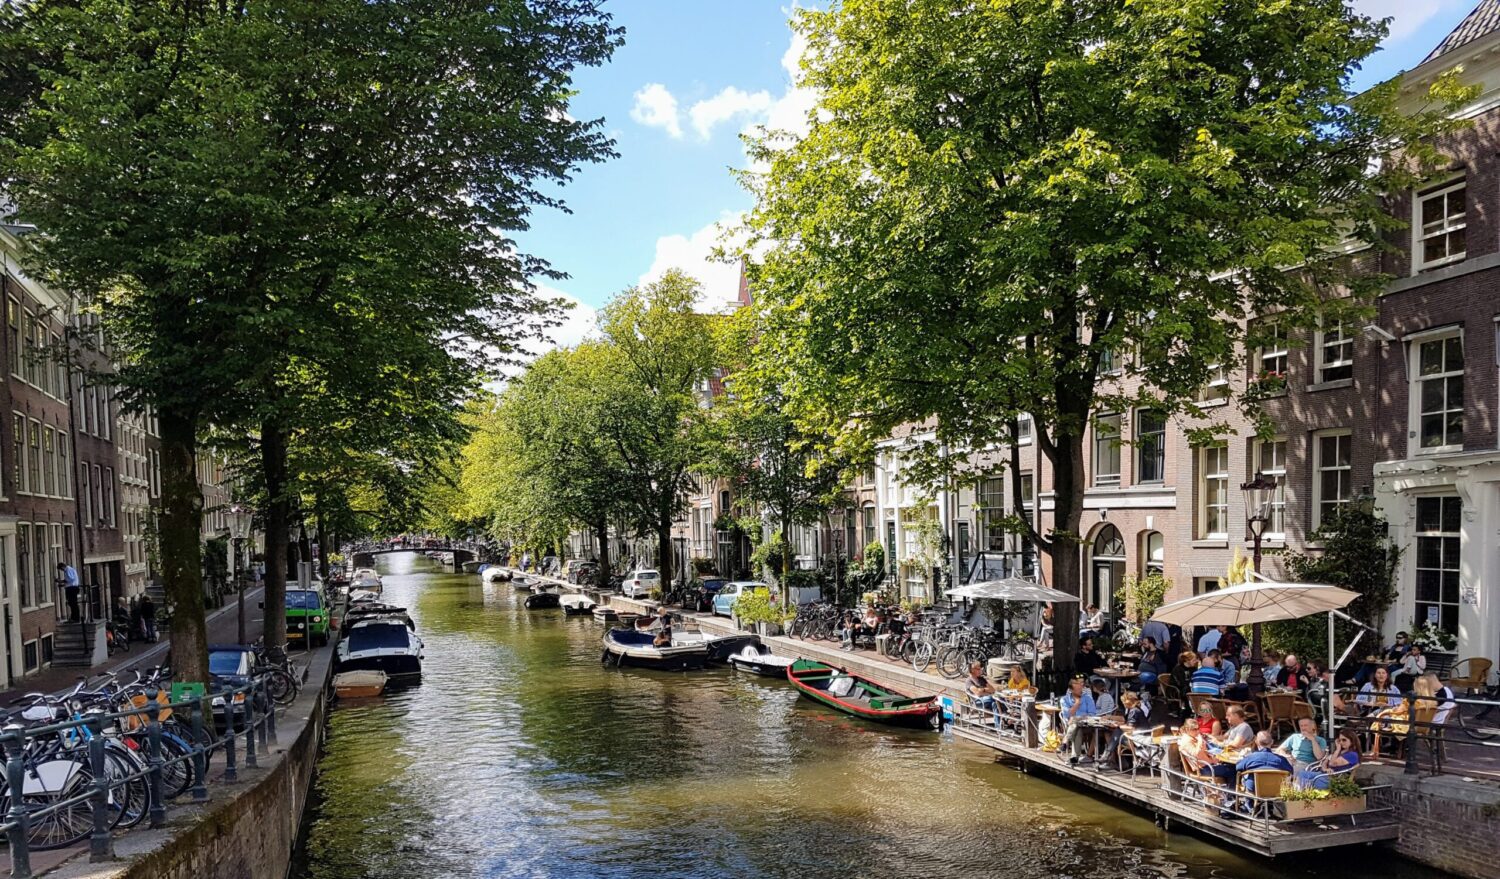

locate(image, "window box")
(1245, 371), (1288, 402)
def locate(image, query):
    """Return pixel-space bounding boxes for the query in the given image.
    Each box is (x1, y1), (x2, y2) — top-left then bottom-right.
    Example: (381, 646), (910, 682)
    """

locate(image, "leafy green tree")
(738, 0), (1466, 669)
(1, 0), (620, 676)
(595, 271), (719, 585)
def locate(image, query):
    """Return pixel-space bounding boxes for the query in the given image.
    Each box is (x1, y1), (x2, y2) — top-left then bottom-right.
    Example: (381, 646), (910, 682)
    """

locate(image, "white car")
(620, 569), (660, 599)
(712, 581), (768, 617)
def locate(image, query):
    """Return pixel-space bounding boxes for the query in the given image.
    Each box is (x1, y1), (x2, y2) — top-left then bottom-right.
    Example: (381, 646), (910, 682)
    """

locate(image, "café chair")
(1448, 658), (1493, 696)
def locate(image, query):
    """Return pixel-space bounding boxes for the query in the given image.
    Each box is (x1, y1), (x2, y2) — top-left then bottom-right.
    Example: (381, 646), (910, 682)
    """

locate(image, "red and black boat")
(787, 659), (938, 729)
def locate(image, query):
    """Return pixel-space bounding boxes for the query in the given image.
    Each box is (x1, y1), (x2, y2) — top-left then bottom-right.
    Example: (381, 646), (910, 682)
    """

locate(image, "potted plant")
(1280, 773), (1366, 820)
(1411, 620), (1457, 655)
(733, 587), (782, 636)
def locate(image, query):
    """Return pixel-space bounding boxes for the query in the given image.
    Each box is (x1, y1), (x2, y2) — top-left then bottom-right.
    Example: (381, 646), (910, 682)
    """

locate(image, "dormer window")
(1414, 180), (1466, 273)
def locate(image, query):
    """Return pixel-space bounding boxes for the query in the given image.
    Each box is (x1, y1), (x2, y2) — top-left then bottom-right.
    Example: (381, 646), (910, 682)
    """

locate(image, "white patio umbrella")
(1150, 580), (1358, 627)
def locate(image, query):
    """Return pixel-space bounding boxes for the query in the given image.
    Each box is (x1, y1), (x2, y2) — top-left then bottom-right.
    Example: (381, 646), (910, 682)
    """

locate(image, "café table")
(1095, 666), (1140, 702)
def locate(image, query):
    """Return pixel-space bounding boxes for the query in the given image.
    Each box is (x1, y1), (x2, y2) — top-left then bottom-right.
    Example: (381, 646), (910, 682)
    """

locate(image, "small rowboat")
(560, 594), (596, 616)
(524, 591), (561, 609)
(727, 644), (793, 678)
(592, 605), (619, 623)
(601, 628), (709, 671)
(333, 670), (388, 698)
(787, 659), (938, 729)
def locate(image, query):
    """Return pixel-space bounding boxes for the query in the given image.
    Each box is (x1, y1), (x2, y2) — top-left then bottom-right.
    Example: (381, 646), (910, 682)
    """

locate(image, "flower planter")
(1282, 793), (1366, 821)
(755, 621), (783, 637)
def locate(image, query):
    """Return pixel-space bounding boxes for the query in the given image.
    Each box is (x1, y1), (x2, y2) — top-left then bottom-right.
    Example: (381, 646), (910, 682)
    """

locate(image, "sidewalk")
(0, 586), (267, 705)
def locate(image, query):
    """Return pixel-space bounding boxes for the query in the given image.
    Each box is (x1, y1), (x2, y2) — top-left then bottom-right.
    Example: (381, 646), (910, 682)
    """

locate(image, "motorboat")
(342, 602), (414, 632)
(349, 588), (381, 604)
(524, 591), (561, 609)
(350, 574), (383, 595)
(336, 618), (424, 678)
(333, 670), (388, 698)
(787, 660), (937, 728)
(666, 630), (761, 663)
(591, 605), (619, 623)
(482, 566), (511, 584)
(560, 593), (596, 616)
(512, 576), (535, 593)
(727, 643), (794, 678)
(601, 627), (709, 671)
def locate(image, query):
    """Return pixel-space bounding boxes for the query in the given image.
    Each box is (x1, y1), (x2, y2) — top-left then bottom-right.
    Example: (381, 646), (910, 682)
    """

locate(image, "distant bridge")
(348, 541), (491, 573)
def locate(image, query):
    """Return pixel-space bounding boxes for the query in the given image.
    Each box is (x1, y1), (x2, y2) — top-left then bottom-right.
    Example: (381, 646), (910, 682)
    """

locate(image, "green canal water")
(290, 554), (1450, 879)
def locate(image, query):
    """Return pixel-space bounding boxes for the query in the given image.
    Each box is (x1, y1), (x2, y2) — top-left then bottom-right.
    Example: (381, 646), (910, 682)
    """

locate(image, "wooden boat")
(727, 644), (793, 678)
(787, 660), (938, 729)
(333, 670), (388, 698)
(524, 591), (561, 609)
(512, 577), (535, 592)
(601, 628), (709, 671)
(560, 594), (596, 616)
(592, 605), (619, 622)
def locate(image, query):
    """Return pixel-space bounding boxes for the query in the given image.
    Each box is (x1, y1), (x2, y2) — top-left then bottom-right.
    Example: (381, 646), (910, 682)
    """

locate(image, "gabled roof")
(1424, 0), (1500, 64)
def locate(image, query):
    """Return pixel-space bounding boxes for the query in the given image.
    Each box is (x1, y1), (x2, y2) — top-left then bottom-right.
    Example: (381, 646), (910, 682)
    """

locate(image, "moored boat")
(512, 576), (535, 592)
(600, 628), (709, 671)
(524, 591), (561, 609)
(336, 618), (425, 678)
(333, 670), (388, 698)
(669, 630), (760, 663)
(786, 659), (937, 729)
(482, 566), (510, 584)
(591, 605), (619, 622)
(560, 594), (596, 616)
(727, 644), (794, 678)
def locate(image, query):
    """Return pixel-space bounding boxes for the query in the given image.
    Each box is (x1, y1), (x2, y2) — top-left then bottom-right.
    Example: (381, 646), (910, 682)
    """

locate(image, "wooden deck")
(948, 717), (1400, 857)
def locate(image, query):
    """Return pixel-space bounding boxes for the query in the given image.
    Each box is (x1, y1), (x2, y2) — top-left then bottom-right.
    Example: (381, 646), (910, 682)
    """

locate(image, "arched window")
(1093, 524), (1125, 559)
(1142, 531), (1165, 575)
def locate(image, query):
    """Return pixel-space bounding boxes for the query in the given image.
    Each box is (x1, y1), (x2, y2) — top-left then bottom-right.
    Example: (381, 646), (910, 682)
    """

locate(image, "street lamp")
(1241, 472), (1277, 690)
(229, 504), (252, 644)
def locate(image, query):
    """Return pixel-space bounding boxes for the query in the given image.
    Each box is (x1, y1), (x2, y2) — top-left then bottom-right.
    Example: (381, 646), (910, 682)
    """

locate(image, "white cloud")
(629, 83), (682, 139)
(488, 285), (597, 383)
(639, 213), (747, 313)
(688, 86), (774, 139)
(1353, 0), (1467, 44)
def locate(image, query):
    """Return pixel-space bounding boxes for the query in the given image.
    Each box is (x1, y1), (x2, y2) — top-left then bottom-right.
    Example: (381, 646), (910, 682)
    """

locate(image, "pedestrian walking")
(139, 593), (158, 642)
(57, 562), (81, 621)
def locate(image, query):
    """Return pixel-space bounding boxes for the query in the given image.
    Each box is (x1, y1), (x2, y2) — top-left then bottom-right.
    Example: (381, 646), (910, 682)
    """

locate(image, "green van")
(286, 589), (330, 646)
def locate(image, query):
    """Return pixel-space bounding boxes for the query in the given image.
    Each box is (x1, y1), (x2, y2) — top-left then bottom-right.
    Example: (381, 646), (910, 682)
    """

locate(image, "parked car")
(712, 581), (768, 617)
(285, 589), (331, 646)
(696, 577), (727, 594)
(208, 645), (266, 730)
(620, 569), (660, 599)
(568, 561), (598, 585)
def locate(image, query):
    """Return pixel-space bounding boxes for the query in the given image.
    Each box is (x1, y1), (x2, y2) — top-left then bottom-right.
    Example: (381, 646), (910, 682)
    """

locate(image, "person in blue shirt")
(1235, 731), (1293, 793)
(1196, 625), (1225, 654)
(1275, 717), (1328, 771)
(57, 563), (80, 622)
(1295, 730), (1361, 789)
(1059, 676), (1099, 766)
(1190, 652), (1225, 696)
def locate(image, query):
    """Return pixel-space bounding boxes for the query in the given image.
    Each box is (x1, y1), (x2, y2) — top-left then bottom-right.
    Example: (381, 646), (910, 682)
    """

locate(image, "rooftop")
(1423, 0), (1500, 64)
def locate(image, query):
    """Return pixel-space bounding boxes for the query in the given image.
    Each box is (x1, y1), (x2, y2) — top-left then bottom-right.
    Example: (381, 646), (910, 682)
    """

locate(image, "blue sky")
(515, 0), (1481, 355)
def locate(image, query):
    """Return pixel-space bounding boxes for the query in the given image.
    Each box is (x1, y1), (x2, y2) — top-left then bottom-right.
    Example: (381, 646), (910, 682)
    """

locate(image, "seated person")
(652, 620), (673, 647)
(1355, 631), (1410, 685)
(1190, 653), (1226, 696)
(1103, 690), (1154, 769)
(1213, 649), (1247, 700)
(1074, 637), (1106, 677)
(966, 662), (999, 725)
(1305, 659), (1345, 715)
(1275, 654), (1310, 694)
(1421, 672), (1458, 726)
(1136, 637), (1169, 690)
(1079, 604), (1106, 639)
(1089, 677), (1117, 716)
(1002, 664), (1032, 694)
(1274, 717), (1328, 772)
(1212, 704), (1255, 752)
(1059, 676), (1100, 766)
(1357, 665), (1402, 714)
(1235, 731), (1293, 793)
(1296, 730), (1360, 789)
(1395, 644), (1427, 692)
(1178, 718), (1234, 782)
(1261, 649), (1284, 685)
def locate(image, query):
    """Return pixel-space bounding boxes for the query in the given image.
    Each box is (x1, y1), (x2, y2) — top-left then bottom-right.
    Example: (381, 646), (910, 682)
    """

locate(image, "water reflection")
(292, 554), (1449, 879)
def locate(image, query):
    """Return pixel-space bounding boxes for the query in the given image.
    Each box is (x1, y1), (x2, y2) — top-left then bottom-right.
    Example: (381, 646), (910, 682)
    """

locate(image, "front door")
(956, 522), (971, 584)
(886, 522), (897, 578)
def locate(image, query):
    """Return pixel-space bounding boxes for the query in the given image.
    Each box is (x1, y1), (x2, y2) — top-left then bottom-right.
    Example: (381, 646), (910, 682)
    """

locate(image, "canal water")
(291, 554), (1449, 879)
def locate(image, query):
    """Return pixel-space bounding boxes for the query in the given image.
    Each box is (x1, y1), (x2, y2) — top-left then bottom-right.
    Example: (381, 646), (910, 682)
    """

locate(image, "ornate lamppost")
(229, 504), (252, 644)
(1241, 472), (1277, 690)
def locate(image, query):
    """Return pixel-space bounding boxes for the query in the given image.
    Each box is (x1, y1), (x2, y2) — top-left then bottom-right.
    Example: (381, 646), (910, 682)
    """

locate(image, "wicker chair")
(1261, 692), (1299, 739)
(1448, 658), (1493, 696)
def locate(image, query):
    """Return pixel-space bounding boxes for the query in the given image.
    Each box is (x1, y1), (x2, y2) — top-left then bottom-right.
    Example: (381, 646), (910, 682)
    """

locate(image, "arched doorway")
(1090, 524), (1126, 624)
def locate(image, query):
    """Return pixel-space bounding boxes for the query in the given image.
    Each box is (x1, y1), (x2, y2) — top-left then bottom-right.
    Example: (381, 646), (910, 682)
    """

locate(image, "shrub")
(732, 587), (778, 624)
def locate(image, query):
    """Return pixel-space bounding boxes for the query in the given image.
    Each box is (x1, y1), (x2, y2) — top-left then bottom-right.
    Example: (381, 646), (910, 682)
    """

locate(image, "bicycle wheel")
(104, 747), (150, 830)
(156, 732), (197, 799)
(936, 646), (964, 679)
(0, 761), (95, 851)
(1008, 639), (1036, 663)
(911, 642), (934, 673)
(265, 668), (298, 707)
(1463, 706), (1500, 741)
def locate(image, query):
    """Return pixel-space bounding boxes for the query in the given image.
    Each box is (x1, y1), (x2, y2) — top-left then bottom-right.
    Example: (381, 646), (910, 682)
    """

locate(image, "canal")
(291, 554), (1450, 879)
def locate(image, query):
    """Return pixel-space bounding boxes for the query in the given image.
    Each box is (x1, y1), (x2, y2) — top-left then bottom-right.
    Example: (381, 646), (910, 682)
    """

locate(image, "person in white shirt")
(1089, 677), (1117, 716)
(1421, 673), (1457, 725)
(1079, 604), (1106, 638)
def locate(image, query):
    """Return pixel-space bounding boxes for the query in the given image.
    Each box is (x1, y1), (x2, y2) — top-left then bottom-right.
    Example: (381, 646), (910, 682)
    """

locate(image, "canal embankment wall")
(45, 645), (336, 879)
(526, 571), (1500, 878)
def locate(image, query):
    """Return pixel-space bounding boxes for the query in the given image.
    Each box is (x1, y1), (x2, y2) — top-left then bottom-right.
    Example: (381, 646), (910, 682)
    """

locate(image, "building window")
(1255, 438), (1287, 538)
(99, 388), (111, 441)
(980, 477), (1006, 551)
(39, 635), (53, 667)
(1093, 413), (1121, 485)
(1197, 443), (1229, 538)
(57, 433), (69, 498)
(1017, 473), (1035, 577)
(1015, 414), (1033, 445)
(16, 523), (29, 609)
(1414, 496), (1461, 637)
(62, 523), (73, 567)
(93, 464), (103, 527)
(1199, 363), (1229, 404)
(1414, 333), (1463, 452)
(5, 298), (17, 378)
(1313, 431), (1351, 528)
(1136, 410), (1166, 483)
(1142, 531), (1164, 576)
(1256, 321), (1288, 379)
(1097, 348), (1121, 376)
(41, 428), (53, 497)
(22, 640), (36, 673)
(1317, 321), (1354, 383)
(81, 464), (92, 526)
(862, 505), (875, 550)
(31, 523), (46, 608)
(1414, 180), (1466, 272)
(11, 413), (22, 496)
(26, 421), (39, 494)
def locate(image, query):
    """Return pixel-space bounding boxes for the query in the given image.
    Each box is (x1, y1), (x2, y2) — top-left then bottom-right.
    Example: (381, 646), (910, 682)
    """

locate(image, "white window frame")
(1412, 178), (1467, 273)
(1199, 363), (1230, 405)
(1015, 413), (1033, 445)
(1256, 322), (1288, 380)
(1316, 321), (1354, 384)
(1312, 430), (1352, 530)
(1135, 409), (1166, 484)
(1409, 329), (1464, 455)
(1413, 495), (1462, 636)
(1092, 413), (1121, 486)
(1255, 437), (1287, 539)
(1197, 443), (1229, 539)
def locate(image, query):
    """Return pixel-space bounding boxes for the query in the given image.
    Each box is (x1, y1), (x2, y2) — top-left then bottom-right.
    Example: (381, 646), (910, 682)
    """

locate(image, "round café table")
(1095, 666), (1139, 703)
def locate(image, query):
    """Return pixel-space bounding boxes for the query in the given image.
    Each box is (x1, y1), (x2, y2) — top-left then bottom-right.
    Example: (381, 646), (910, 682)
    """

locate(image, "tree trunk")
(261, 420), (289, 652)
(657, 494), (674, 592)
(159, 408), (208, 682)
(1050, 427), (1086, 673)
(781, 519), (792, 609)
(594, 517), (611, 591)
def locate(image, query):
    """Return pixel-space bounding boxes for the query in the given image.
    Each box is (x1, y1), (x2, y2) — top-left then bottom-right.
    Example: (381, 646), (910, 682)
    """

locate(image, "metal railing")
(1330, 687), (1500, 776)
(0, 675), (280, 879)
